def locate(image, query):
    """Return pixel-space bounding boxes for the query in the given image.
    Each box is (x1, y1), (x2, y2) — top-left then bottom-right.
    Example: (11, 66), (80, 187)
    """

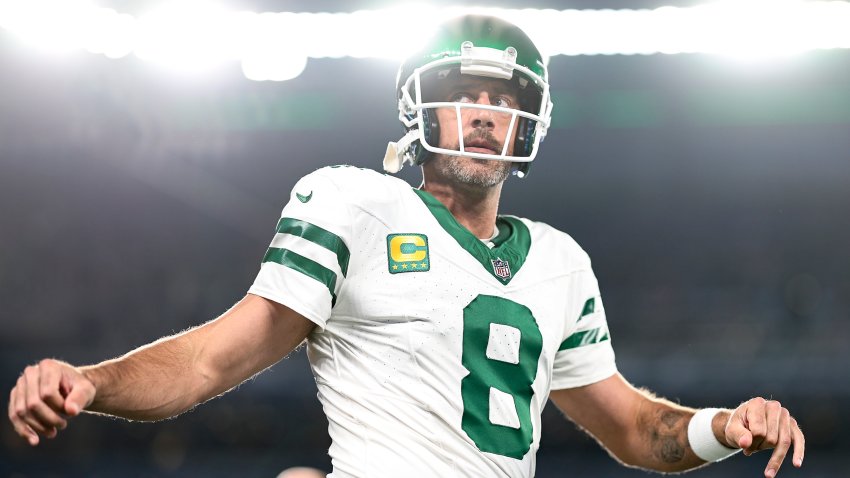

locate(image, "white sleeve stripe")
(261, 248), (338, 305)
(275, 217), (350, 276)
(270, 233), (344, 282)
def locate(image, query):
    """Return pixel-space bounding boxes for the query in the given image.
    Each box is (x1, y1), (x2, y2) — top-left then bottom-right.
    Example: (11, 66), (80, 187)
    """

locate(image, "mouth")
(463, 139), (500, 155)
(464, 147), (497, 155)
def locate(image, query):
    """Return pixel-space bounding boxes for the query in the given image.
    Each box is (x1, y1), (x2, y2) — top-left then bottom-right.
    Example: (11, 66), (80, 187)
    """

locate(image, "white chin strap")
(383, 129), (420, 173)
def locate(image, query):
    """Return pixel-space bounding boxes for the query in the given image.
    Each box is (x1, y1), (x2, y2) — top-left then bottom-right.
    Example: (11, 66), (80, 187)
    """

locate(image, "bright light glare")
(135, 3), (238, 71)
(81, 9), (136, 59)
(240, 13), (307, 81)
(1, 1), (850, 81)
(0, 0), (94, 52)
(241, 53), (308, 82)
(686, 1), (808, 57)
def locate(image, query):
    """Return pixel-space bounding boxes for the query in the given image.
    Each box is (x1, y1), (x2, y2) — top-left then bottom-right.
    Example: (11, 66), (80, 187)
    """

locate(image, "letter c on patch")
(390, 235), (427, 262)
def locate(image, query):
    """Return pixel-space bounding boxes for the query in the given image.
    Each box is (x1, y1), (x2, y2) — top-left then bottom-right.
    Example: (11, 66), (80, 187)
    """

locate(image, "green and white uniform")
(249, 166), (617, 477)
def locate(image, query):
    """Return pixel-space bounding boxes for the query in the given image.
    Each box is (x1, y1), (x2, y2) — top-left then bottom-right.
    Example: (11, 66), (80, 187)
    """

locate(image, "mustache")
(461, 130), (502, 152)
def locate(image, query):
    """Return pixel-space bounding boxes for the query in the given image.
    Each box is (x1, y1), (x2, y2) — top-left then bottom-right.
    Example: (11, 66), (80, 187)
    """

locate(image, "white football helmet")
(385, 15), (553, 178)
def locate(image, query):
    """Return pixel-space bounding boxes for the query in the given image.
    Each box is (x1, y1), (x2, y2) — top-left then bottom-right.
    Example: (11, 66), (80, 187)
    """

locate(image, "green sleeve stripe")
(579, 298), (596, 319)
(262, 247), (337, 306)
(277, 217), (349, 276)
(559, 327), (610, 351)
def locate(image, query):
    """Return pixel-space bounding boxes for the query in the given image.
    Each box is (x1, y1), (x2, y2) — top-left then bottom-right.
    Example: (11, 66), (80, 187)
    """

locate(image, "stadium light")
(134, 2), (239, 72)
(1, 1), (850, 81)
(240, 13), (308, 81)
(0, 0), (92, 53)
(81, 8), (136, 59)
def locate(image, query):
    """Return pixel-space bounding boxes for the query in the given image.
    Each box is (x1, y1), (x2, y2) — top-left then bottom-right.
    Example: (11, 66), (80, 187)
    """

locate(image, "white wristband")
(687, 408), (741, 462)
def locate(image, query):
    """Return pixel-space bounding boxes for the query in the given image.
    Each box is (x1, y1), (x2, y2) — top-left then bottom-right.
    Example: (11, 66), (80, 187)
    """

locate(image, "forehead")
(424, 69), (520, 100)
(449, 75), (518, 95)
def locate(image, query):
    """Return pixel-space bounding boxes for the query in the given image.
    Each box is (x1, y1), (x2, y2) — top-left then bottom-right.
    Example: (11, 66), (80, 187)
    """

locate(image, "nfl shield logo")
(491, 258), (511, 280)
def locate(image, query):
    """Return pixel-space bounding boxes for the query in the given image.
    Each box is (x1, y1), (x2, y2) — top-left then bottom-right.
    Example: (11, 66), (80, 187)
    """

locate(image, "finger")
(745, 399), (767, 453)
(12, 420), (40, 445)
(10, 416), (41, 445)
(9, 385), (40, 446)
(37, 359), (68, 414)
(791, 418), (805, 467)
(62, 373), (94, 417)
(763, 409), (792, 478)
(762, 400), (783, 449)
(23, 365), (67, 432)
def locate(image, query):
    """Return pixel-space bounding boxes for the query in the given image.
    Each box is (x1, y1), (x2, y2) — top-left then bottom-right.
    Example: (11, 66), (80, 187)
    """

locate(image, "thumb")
(735, 429), (753, 450)
(725, 415), (752, 450)
(61, 373), (95, 417)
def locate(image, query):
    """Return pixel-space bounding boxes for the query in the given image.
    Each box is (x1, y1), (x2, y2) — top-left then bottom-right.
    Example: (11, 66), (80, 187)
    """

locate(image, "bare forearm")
(78, 295), (314, 422)
(9, 295), (315, 447)
(551, 376), (802, 477)
(81, 330), (211, 421)
(629, 397), (738, 473)
(629, 398), (706, 472)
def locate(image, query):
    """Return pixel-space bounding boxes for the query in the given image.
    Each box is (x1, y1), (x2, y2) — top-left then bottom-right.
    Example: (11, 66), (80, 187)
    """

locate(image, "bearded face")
(430, 76), (520, 188)
(433, 131), (513, 188)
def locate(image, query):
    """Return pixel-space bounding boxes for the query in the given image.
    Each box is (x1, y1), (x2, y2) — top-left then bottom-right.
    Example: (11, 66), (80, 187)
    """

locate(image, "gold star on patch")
(420, 262), (427, 268)
(392, 265), (398, 270)
(402, 264), (408, 269)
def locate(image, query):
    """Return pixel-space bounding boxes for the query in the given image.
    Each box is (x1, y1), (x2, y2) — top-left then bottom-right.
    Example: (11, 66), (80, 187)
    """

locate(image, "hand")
(724, 397), (805, 478)
(8, 359), (96, 446)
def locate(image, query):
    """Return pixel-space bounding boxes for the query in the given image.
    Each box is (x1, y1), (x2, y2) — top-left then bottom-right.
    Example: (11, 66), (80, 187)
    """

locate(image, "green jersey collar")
(413, 188), (530, 285)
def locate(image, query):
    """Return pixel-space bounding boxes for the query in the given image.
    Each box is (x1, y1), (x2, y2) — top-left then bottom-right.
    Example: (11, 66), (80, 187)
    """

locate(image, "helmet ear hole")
(415, 108), (441, 165)
(513, 117), (536, 158)
(423, 108), (441, 146)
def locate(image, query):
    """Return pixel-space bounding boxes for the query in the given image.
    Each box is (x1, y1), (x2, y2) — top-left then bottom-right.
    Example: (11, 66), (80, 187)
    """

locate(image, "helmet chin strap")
(383, 129), (420, 173)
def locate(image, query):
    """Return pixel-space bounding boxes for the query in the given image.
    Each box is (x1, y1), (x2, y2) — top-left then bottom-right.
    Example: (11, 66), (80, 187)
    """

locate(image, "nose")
(469, 92), (495, 129)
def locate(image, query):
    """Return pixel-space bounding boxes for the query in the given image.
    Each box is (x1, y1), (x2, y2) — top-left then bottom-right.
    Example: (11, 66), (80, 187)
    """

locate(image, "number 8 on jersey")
(461, 295), (543, 459)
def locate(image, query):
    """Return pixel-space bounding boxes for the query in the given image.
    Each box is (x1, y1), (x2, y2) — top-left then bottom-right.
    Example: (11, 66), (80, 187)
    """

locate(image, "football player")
(8, 14), (803, 478)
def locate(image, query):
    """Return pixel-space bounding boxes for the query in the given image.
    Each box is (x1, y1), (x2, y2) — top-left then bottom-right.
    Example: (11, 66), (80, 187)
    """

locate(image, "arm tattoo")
(641, 408), (688, 464)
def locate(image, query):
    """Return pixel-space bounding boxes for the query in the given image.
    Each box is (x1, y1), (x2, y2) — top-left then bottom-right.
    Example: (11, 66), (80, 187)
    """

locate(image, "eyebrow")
(447, 79), (519, 97)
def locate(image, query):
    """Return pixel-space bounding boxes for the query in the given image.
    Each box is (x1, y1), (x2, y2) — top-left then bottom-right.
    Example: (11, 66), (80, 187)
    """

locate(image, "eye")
(451, 92), (475, 103)
(493, 96), (514, 108)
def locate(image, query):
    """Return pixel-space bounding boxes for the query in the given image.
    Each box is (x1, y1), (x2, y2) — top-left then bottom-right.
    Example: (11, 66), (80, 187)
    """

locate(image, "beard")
(434, 130), (513, 188)
(435, 155), (513, 188)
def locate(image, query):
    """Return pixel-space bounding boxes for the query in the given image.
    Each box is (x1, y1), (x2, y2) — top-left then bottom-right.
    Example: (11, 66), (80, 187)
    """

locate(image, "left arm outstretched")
(549, 373), (804, 477)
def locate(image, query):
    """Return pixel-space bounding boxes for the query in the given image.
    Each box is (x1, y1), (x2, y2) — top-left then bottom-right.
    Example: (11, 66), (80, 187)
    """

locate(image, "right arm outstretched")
(8, 293), (315, 445)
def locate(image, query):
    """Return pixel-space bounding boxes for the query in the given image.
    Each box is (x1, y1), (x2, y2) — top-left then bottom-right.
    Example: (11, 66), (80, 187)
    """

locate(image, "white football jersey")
(249, 166), (617, 477)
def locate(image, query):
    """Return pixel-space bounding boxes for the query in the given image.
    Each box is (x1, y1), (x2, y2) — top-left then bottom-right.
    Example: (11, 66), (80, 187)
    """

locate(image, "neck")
(421, 172), (503, 240)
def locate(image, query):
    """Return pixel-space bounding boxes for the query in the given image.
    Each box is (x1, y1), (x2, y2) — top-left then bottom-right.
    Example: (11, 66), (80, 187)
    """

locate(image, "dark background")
(2, 1), (848, 477)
